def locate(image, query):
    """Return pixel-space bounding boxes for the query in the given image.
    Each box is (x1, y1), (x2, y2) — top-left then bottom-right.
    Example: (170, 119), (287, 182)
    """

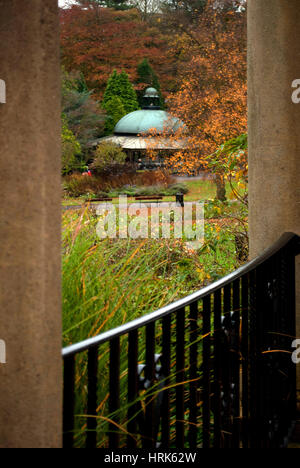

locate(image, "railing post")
(213, 290), (222, 448)
(127, 330), (139, 448)
(249, 269), (258, 448)
(109, 337), (120, 448)
(287, 245), (297, 428)
(144, 323), (156, 448)
(241, 274), (249, 448)
(161, 316), (171, 448)
(202, 296), (211, 448)
(222, 284), (232, 448)
(87, 347), (99, 449)
(232, 279), (241, 448)
(189, 302), (199, 448)
(176, 309), (186, 448)
(63, 355), (75, 449)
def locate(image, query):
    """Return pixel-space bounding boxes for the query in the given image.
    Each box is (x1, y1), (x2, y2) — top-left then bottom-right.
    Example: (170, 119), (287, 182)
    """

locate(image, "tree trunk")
(215, 173), (227, 201)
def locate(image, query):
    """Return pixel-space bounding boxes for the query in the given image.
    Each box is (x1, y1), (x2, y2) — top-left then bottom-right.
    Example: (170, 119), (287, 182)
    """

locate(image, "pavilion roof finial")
(143, 87), (160, 110)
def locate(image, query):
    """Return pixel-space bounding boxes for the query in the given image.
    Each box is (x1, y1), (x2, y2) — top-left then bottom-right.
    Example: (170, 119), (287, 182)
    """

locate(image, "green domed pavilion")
(91, 88), (186, 167)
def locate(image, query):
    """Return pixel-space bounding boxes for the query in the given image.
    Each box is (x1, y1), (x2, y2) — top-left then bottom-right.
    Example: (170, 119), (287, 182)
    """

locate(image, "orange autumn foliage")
(60, 4), (172, 100)
(147, 1), (247, 178)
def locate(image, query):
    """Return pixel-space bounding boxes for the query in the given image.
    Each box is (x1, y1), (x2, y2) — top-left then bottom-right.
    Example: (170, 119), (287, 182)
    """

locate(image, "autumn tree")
(60, 4), (170, 99)
(149, 0), (247, 200)
(157, 0), (246, 91)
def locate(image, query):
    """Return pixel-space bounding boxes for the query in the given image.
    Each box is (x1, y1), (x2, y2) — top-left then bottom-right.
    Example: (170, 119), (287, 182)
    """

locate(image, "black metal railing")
(62, 233), (300, 448)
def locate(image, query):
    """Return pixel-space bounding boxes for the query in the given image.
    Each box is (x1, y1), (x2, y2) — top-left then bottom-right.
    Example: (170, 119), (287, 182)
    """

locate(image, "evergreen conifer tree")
(103, 96), (126, 134)
(103, 70), (122, 107)
(103, 70), (139, 115)
(118, 70), (139, 113)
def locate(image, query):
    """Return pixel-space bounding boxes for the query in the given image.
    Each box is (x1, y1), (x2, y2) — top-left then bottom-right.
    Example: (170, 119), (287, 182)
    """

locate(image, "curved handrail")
(62, 232), (299, 358)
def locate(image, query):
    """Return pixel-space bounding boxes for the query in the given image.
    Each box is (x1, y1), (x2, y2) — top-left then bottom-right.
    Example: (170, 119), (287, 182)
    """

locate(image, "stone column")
(0, 1), (62, 448)
(248, 0), (300, 402)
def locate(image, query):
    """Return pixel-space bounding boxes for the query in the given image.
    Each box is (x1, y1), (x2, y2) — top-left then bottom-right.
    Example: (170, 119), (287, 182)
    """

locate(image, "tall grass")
(62, 208), (241, 447)
(64, 214), (202, 346)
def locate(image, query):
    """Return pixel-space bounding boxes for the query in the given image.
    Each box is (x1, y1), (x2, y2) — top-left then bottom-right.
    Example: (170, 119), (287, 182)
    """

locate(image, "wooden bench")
(85, 194), (185, 206)
(134, 196), (163, 202)
(85, 197), (113, 203)
(135, 195), (185, 207)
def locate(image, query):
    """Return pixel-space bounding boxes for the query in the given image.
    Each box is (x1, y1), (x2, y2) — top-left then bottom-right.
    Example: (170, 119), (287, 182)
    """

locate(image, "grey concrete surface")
(0, 0), (62, 448)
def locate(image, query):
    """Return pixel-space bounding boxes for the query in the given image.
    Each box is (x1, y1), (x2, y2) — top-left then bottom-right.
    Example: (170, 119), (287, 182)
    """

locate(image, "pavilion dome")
(114, 87), (185, 136)
(114, 109), (184, 136)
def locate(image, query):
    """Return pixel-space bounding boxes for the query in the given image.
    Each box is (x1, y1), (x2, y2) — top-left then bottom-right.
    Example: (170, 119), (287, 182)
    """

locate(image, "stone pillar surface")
(0, 0), (62, 448)
(248, 0), (300, 401)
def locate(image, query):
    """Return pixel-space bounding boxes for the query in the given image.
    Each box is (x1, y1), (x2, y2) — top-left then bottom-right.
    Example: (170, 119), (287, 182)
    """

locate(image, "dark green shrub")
(165, 183), (189, 195)
(61, 115), (82, 175)
(136, 186), (165, 196)
(91, 142), (128, 175)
